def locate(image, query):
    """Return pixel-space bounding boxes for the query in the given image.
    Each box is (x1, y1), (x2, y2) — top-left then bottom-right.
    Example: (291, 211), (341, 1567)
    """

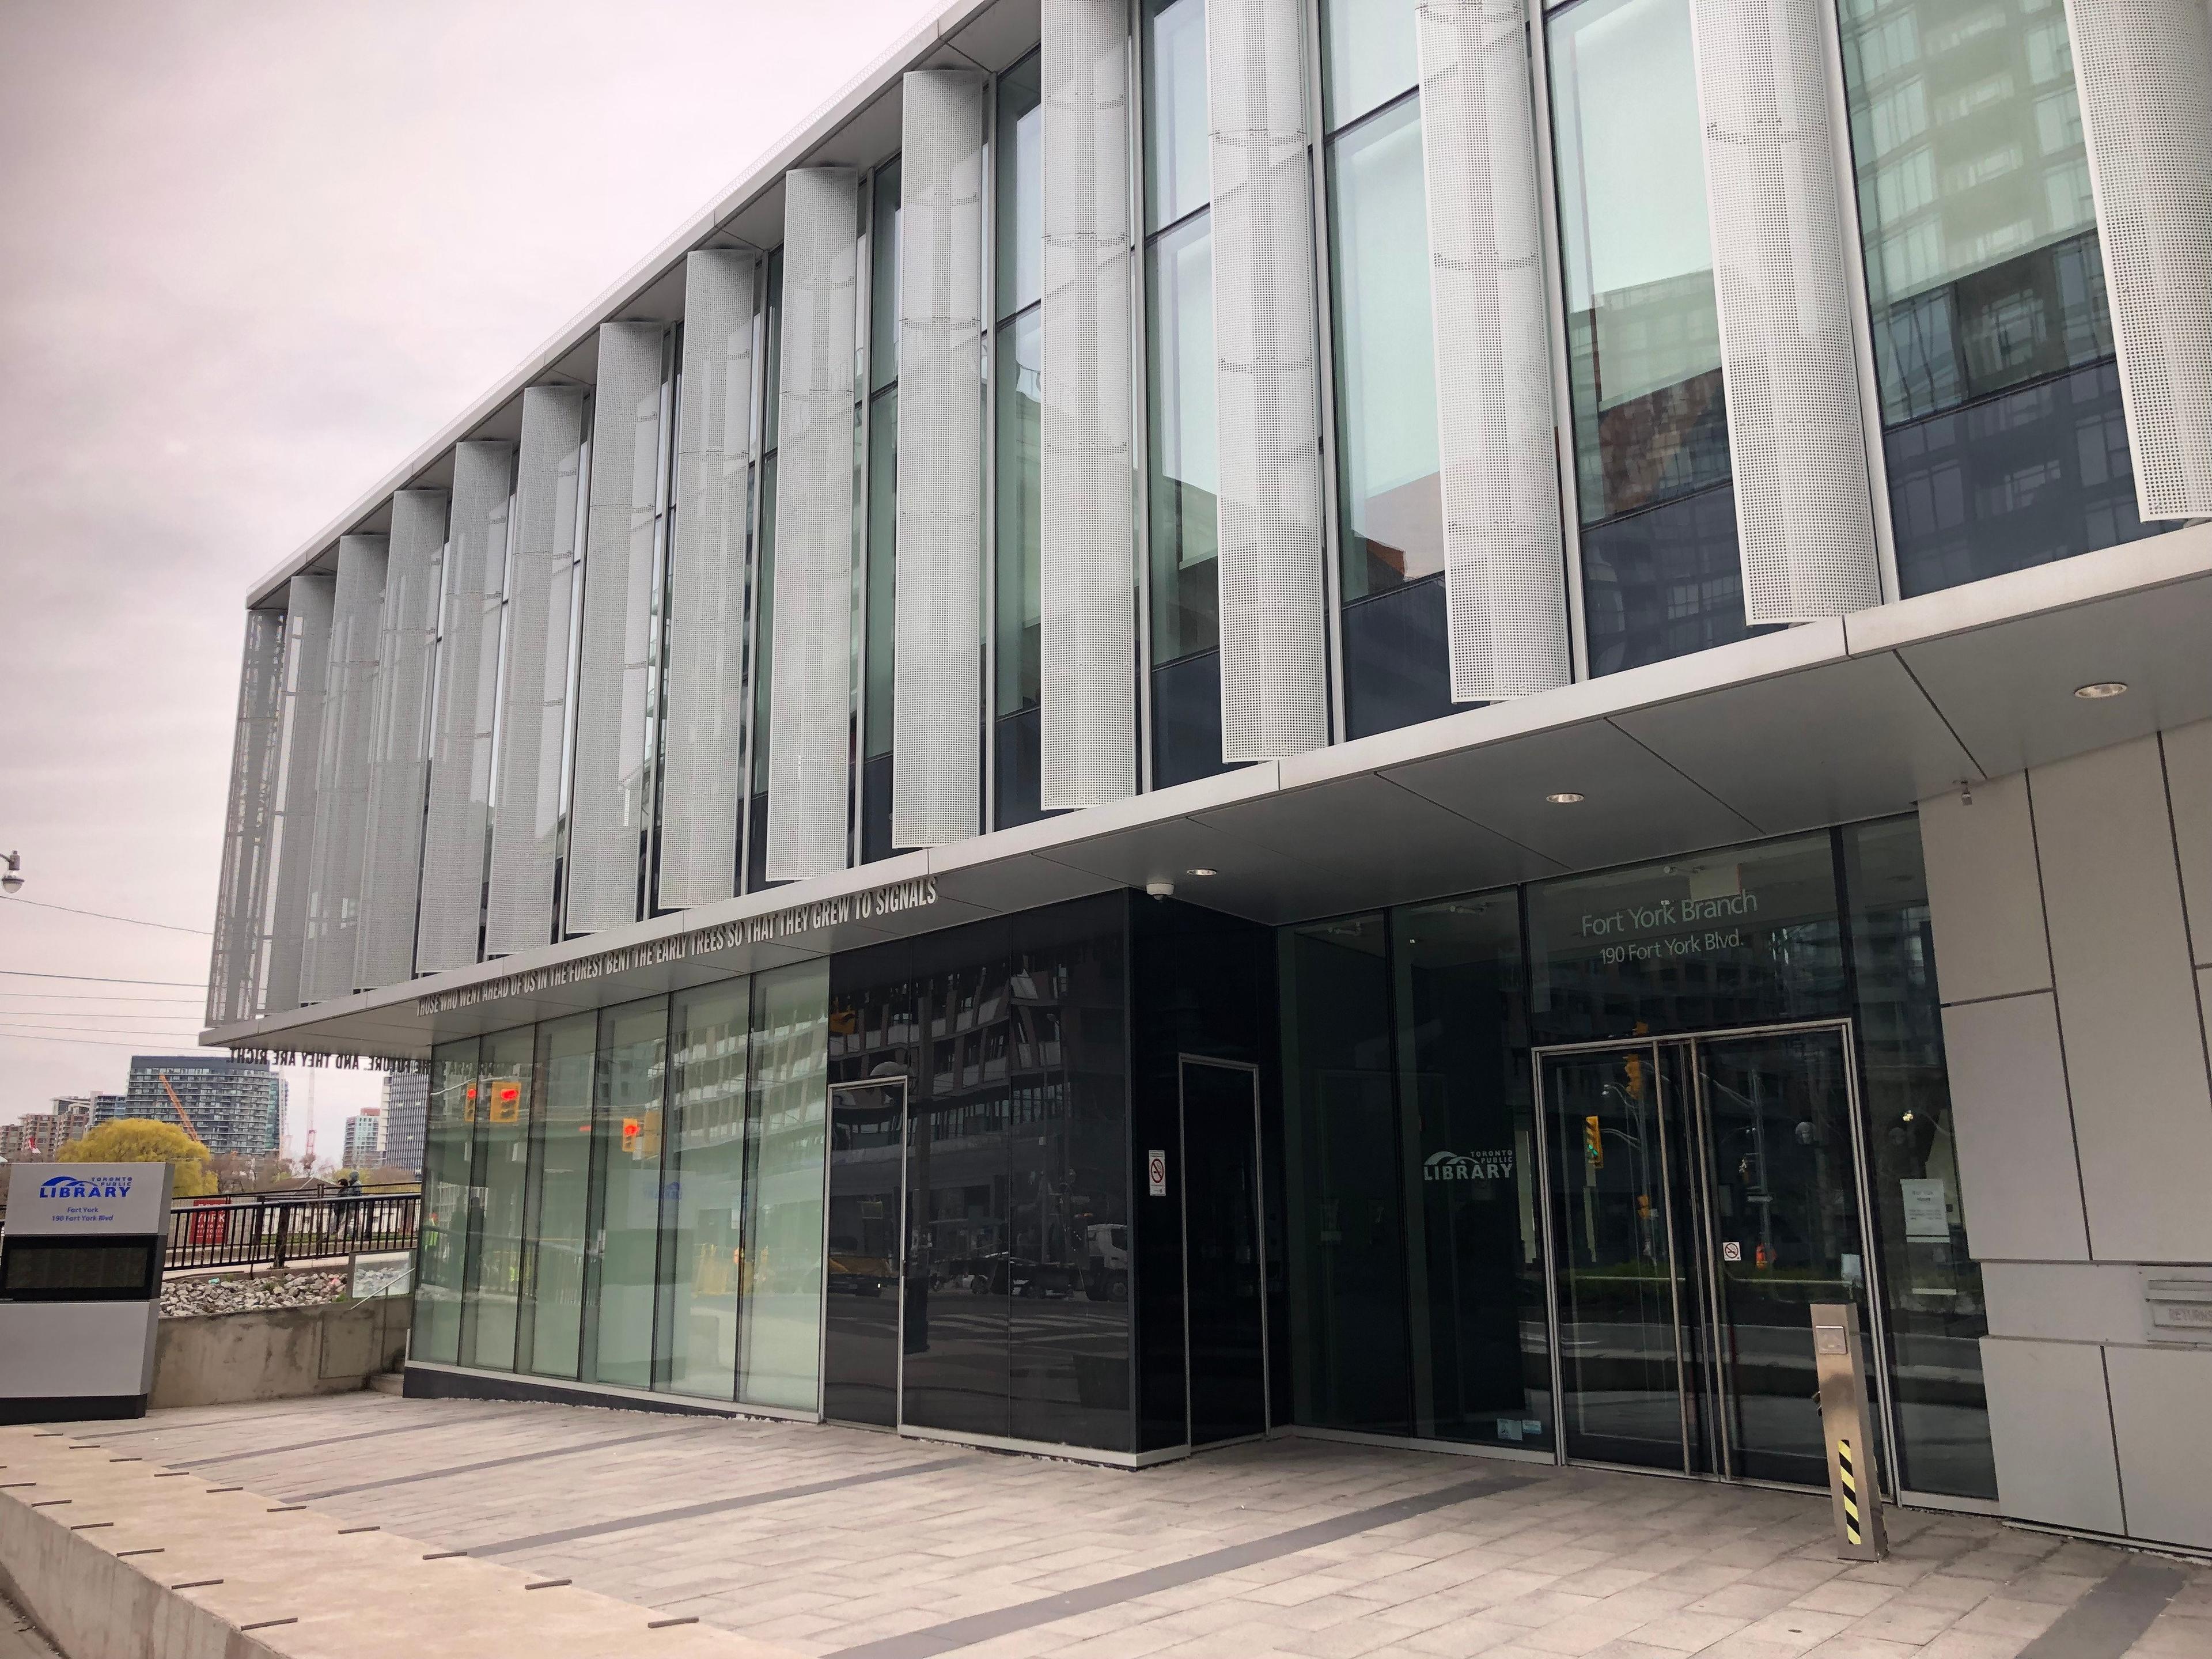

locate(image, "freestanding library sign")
(0, 1162), (173, 1423)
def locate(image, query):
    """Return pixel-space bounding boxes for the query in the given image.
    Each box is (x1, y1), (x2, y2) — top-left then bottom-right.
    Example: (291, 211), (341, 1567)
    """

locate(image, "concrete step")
(366, 1371), (404, 1396)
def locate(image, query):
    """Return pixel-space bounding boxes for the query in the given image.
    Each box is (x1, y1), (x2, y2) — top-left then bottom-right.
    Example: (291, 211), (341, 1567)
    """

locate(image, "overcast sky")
(0, 0), (937, 1157)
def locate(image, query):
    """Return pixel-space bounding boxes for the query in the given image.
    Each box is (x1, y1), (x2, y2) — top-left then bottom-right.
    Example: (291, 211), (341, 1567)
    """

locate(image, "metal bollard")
(1810, 1301), (1887, 1561)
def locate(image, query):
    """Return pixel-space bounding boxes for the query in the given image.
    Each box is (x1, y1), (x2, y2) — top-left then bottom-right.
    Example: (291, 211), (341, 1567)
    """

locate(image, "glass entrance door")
(1537, 1022), (1883, 1490)
(1180, 1057), (1270, 1446)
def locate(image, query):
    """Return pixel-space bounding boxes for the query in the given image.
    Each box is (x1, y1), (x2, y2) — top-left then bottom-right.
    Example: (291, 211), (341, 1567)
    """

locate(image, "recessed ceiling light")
(2074, 681), (2128, 700)
(1185, 867), (1217, 878)
(1546, 792), (1586, 805)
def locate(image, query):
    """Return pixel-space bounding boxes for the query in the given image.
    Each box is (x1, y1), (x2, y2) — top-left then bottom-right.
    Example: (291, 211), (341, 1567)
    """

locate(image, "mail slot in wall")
(2142, 1270), (2212, 1346)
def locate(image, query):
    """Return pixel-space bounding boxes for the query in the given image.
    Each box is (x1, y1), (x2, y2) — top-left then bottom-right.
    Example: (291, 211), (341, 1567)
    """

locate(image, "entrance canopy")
(207, 523), (2212, 1060)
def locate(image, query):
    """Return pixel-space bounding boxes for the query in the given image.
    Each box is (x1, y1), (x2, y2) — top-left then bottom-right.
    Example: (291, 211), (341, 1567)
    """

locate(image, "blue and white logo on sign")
(38, 1174), (135, 1200)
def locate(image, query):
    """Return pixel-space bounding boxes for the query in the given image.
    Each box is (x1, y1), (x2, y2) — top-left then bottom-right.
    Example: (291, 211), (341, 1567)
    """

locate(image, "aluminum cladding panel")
(261, 571), (336, 1014)
(1417, 0), (1570, 703)
(205, 608), (287, 1028)
(1209, 0), (1329, 760)
(569, 322), (669, 929)
(661, 250), (758, 907)
(1040, 0), (1137, 809)
(893, 71), (987, 848)
(355, 488), (446, 991)
(2066, 0), (2212, 520)
(299, 534), (388, 1005)
(1690, 0), (1881, 625)
(486, 384), (588, 955)
(415, 442), (512, 975)
(767, 169), (860, 880)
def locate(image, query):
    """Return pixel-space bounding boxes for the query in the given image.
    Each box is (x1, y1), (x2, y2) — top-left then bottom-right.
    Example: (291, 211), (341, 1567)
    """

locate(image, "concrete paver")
(0, 1394), (2203, 1659)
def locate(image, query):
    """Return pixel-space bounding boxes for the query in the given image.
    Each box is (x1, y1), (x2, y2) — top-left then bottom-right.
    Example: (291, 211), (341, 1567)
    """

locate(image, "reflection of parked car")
(1085, 1223), (1128, 1302)
(827, 1252), (892, 1296)
(954, 1254), (1075, 1298)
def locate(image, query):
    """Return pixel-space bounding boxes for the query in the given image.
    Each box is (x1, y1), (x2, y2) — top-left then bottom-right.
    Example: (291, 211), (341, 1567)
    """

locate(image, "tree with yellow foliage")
(54, 1119), (217, 1197)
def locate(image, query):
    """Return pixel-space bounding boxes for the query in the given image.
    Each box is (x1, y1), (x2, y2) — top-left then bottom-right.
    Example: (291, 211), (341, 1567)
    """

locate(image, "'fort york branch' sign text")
(414, 876), (938, 1016)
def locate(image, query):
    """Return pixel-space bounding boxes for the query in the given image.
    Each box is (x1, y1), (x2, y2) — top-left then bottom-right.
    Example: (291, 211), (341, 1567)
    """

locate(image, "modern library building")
(201, 0), (2212, 1556)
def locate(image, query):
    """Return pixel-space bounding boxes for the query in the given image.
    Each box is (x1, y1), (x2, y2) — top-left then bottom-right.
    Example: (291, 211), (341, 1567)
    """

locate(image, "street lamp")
(0, 851), (21, 896)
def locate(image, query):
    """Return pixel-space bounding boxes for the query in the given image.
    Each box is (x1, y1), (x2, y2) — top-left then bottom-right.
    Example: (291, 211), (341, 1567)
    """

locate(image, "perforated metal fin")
(570, 321), (669, 930)
(2066, 0), (2212, 520)
(767, 168), (861, 880)
(893, 71), (987, 848)
(1691, 0), (1881, 626)
(300, 535), (389, 1005)
(355, 488), (447, 991)
(662, 249), (759, 907)
(1209, 0), (1330, 760)
(416, 442), (513, 975)
(486, 384), (588, 955)
(1417, 0), (1571, 703)
(262, 571), (336, 1013)
(1039, 0), (1137, 810)
(206, 608), (288, 1027)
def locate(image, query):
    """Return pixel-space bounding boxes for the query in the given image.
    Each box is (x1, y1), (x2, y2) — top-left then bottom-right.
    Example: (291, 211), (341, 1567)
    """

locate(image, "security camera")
(1145, 880), (1174, 901)
(0, 853), (21, 896)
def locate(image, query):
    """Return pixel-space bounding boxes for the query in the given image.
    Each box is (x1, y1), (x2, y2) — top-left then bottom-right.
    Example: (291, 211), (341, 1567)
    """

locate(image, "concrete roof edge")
(243, 0), (1002, 609)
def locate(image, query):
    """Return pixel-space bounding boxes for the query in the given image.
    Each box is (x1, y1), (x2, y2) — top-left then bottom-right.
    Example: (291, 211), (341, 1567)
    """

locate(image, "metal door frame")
(818, 1073), (911, 1427)
(1531, 1017), (1897, 1496)
(1176, 1054), (1271, 1449)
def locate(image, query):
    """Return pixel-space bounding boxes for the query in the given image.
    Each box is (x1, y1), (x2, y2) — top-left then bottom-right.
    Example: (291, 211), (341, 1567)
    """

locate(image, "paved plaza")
(2, 1393), (2204, 1658)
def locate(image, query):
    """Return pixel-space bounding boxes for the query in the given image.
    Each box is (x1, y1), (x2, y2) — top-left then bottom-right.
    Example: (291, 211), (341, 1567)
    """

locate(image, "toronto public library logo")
(39, 1174), (134, 1200)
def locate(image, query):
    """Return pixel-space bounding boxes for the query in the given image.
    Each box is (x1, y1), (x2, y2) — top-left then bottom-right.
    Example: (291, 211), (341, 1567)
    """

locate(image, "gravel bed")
(160, 1270), (348, 1319)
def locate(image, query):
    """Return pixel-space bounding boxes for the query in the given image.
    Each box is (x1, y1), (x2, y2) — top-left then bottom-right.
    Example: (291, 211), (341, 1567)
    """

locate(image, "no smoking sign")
(1147, 1149), (1168, 1198)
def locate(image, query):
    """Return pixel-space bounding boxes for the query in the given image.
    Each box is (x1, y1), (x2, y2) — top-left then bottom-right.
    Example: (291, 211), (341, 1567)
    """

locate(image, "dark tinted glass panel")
(1842, 816), (1995, 1499)
(993, 707), (1064, 832)
(1528, 832), (1846, 1044)
(1147, 212), (1219, 662)
(871, 158), (901, 391)
(1581, 486), (1770, 677)
(1282, 915), (1411, 1433)
(1153, 651), (1236, 790)
(1394, 891), (1551, 1450)
(824, 1077), (907, 1426)
(1343, 577), (1452, 740)
(862, 753), (903, 865)
(1183, 1059), (1267, 1444)
(1888, 358), (2154, 598)
(995, 310), (1042, 715)
(865, 388), (897, 762)
(762, 251), (782, 453)
(749, 451), (778, 799)
(745, 790), (771, 893)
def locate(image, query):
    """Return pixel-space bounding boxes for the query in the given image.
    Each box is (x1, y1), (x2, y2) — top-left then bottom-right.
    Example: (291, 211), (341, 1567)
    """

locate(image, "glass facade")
(410, 960), (829, 1408)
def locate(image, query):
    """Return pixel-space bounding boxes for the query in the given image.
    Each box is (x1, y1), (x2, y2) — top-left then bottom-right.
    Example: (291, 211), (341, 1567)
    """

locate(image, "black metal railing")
(162, 1192), (420, 1271)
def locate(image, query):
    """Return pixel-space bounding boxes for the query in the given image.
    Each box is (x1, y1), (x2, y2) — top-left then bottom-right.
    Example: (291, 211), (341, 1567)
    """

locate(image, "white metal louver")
(299, 535), (388, 1005)
(1209, 0), (1330, 759)
(486, 385), (588, 954)
(260, 571), (336, 1014)
(1040, 0), (1138, 808)
(415, 442), (513, 974)
(893, 71), (987, 847)
(661, 249), (758, 907)
(2065, 0), (2212, 520)
(355, 488), (447, 991)
(205, 608), (288, 1027)
(767, 168), (861, 879)
(569, 323), (669, 927)
(1690, 0), (1881, 625)
(1416, 1), (1571, 702)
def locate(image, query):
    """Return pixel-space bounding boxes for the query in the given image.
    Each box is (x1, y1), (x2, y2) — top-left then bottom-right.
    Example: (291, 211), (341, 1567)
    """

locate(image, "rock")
(158, 1270), (349, 1319)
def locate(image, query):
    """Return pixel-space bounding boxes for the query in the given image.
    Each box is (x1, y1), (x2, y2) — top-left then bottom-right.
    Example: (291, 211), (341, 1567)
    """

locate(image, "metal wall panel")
(1690, 0), (1881, 624)
(261, 571), (336, 1014)
(893, 71), (987, 847)
(415, 442), (512, 975)
(355, 488), (446, 991)
(1209, 0), (1330, 759)
(299, 535), (388, 1004)
(661, 250), (757, 907)
(1416, 0), (1570, 702)
(1039, 0), (1137, 809)
(2065, 0), (2212, 519)
(767, 169), (861, 878)
(569, 323), (669, 928)
(486, 384), (588, 954)
(204, 608), (288, 1027)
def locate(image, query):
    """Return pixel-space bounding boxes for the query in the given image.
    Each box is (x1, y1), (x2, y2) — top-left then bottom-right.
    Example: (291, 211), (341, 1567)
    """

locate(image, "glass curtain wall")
(865, 158), (905, 863)
(1279, 817), (1995, 1496)
(1837, 0), (2150, 596)
(994, 54), (1053, 828)
(1549, 0), (1761, 675)
(1322, 0), (1453, 738)
(414, 964), (827, 1408)
(1145, 0), (1230, 790)
(747, 252), (784, 891)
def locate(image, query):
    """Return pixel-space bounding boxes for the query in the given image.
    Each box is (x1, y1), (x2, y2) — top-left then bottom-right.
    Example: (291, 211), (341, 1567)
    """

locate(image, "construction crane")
(157, 1071), (203, 1142)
